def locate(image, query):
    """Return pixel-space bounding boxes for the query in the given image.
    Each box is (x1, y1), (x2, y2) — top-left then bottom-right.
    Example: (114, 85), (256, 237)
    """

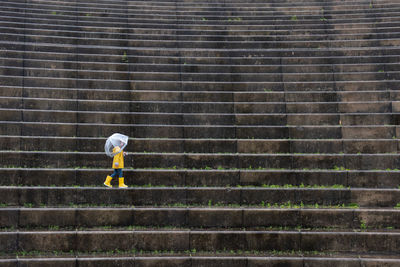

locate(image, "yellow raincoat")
(112, 146), (124, 169)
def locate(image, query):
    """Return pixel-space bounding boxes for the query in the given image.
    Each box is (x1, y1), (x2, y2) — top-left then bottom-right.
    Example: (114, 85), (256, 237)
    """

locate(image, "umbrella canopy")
(105, 133), (128, 157)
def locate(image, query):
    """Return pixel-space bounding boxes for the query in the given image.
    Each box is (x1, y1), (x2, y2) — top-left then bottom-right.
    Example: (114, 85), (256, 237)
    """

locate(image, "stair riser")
(0, 231), (399, 253)
(1, 208), (398, 229)
(2, 122), (397, 139)
(2, 152), (399, 170)
(1, 97), (395, 114)
(2, 88), (399, 103)
(2, 169), (399, 188)
(1, 187), (400, 207)
(2, 137), (398, 154)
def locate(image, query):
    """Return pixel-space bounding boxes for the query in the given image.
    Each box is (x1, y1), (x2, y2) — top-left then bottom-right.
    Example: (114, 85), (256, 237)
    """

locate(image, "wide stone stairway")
(1, 0), (400, 265)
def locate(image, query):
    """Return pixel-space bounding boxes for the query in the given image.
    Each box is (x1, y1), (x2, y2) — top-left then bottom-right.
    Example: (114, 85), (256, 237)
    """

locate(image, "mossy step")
(4, 27), (400, 42)
(0, 186), (399, 207)
(1, 98), (396, 114)
(1, 207), (400, 229)
(1, 136), (398, 154)
(1, 168), (400, 188)
(4, 57), (400, 73)
(2, 108), (399, 127)
(4, 33), (400, 49)
(1, 256), (400, 267)
(4, 65), (400, 81)
(4, 7), (400, 24)
(4, 39), (400, 57)
(2, 86), (400, 103)
(2, 150), (400, 170)
(1, 121), (397, 139)
(1, 230), (400, 253)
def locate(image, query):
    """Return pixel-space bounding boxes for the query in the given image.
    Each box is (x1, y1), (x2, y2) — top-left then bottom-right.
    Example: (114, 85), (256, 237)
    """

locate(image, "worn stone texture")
(1, 0), (400, 264)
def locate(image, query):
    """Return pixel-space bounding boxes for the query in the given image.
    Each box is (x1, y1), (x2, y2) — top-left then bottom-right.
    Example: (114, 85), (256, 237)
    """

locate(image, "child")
(104, 142), (128, 188)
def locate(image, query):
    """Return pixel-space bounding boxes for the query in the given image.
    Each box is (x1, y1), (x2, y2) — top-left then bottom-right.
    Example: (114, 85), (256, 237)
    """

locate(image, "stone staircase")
(1, 0), (400, 265)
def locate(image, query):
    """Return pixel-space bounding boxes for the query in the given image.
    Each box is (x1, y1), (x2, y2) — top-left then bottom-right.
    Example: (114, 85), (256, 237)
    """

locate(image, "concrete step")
(1, 75), (398, 91)
(1, 168), (399, 188)
(4, 21), (400, 40)
(1, 256), (400, 267)
(3, 6), (400, 25)
(4, 29), (400, 49)
(1, 108), (399, 126)
(1, 136), (398, 154)
(3, 66), (399, 82)
(1, 229), (400, 254)
(4, 52), (400, 71)
(3, 59), (400, 75)
(5, 32), (400, 49)
(1, 151), (399, 170)
(2, 3), (400, 18)
(2, 86), (400, 103)
(4, 40), (400, 58)
(2, 207), (400, 230)
(1, 186), (400, 207)
(3, 0), (400, 12)
(3, 26), (400, 43)
(1, 121), (397, 139)
(1, 97), (396, 114)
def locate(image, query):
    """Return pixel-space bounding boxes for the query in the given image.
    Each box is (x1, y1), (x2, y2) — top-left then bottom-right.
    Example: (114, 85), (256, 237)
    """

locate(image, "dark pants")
(110, 169), (123, 179)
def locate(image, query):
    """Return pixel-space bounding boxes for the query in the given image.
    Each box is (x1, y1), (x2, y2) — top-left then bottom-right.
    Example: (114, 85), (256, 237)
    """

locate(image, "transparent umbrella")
(104, 133), (128, 157)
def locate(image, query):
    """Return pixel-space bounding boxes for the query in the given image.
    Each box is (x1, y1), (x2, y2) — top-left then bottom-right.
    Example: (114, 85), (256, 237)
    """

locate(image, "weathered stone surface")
(248, 258), (303, 267)
(76, 231), (133, 252)
(133, 231), (189, 251)
(188, 208), (242, 228)
(133, 208), (186, 227)
(19, 232), (76, 252)
(18, 259), (76, 267)
(243, 209), (300, 227)
(135, 257), (191, 267)
(19, 208), (75, 228)
(0, 233), (17, 253)
(77, 208), (133, 227)
(192, 257), (247, 267)
(78, 258), (134, 267)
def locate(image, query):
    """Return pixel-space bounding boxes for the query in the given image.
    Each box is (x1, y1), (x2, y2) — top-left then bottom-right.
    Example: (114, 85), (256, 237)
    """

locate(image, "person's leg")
(118, 169), (127, 188)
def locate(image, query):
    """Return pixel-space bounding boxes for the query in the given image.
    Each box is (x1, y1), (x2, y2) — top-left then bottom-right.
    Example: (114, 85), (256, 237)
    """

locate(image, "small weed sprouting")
(347, 203), (359, 209)
(360, 220), (367, 230)
(122, 51), (128, 63)
(24, 203), (33, 208)
(291, 15), (298, 21)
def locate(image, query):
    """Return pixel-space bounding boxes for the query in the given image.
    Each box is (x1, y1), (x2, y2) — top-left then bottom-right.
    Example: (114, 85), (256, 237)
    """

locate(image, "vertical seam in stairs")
(74, 206), (78, 262)
(19, 0), (27, 178)
(75, 0), (79, 141)
(176, 1), (186, 170)
(16, 207), (20, 261)
(21, 0), (27, 141)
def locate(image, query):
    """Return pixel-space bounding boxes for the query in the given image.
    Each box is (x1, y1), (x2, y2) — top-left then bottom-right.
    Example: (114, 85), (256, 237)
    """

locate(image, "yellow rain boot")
(104, 176), (113, 188)
(119, 177), (128, 188)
